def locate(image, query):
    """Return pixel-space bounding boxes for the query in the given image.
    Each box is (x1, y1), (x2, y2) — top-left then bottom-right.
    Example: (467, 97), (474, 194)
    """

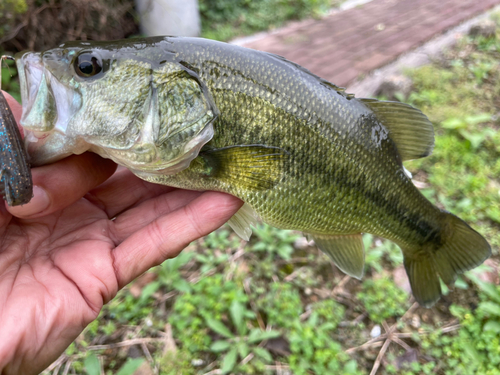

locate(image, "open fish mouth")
(17, 52), (44, 123)
(16, 51), (88, 166)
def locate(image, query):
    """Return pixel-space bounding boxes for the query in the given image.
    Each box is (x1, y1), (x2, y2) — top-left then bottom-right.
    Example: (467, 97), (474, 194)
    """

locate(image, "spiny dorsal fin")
(309, 233), (365, 279)
(200, 144), (288, 190)
(265, 52), (354, 98)
(361, 99), (435, 161)
(227, 203), (259, 241)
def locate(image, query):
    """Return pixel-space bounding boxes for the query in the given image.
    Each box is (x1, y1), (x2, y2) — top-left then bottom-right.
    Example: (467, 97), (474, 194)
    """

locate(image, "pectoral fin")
(309, 233), (365, 279)
(200, 144), (288, 190)
(227, 203), (259, 241)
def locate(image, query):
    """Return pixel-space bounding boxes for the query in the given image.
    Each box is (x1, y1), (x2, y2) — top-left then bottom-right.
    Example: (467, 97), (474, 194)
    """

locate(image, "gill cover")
(16, 39), (218, 174)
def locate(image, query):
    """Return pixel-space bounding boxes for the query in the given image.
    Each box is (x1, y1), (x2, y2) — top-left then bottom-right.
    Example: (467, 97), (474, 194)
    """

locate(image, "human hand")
(0, 91), (243, 375)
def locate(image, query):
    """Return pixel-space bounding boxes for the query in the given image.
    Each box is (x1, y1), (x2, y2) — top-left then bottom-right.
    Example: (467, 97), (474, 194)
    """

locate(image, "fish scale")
(16, 37), (490, 307)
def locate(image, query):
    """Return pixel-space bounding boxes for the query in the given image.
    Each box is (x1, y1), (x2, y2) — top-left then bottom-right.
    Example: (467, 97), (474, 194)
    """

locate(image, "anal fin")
(227, 203), (259, 241)
(309, 233), (365, 279)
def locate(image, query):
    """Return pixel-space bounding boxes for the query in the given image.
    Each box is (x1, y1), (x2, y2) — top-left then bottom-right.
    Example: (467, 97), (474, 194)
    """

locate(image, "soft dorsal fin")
(361, 99), (435, 161)
(308, 233), (365, 279)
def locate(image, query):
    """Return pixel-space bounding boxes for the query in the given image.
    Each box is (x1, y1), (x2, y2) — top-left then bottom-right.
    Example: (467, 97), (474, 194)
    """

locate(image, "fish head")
(16, 38), (217, 173)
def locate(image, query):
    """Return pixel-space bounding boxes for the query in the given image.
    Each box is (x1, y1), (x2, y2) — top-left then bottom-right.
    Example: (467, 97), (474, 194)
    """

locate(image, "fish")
(15, 36), (490, 307)
(0, 56), (33, 206)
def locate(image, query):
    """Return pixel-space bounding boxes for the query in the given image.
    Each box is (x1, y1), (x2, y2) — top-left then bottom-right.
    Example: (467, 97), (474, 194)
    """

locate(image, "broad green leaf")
(206, 318), (234, 338)
(247, 329), (262, 343)
(252, 242), (267, 251)
(247, 329), (281, 344)
(454, 277), (469, 290)
(465, 113), (491, 125)
(237, 342), (250, 359)
(483, 320), (500, 333)
(344, 359), (359, 374)
(253, 347), (273, 363)
(475, 280), (500, 304)
(230, 301), (246, 335)
(478, 301), (500, 317)
(116, 358), (144, 375)
(211, 340), (232, 352)
(441, 118), (465, 129)
(84, 353), (100, 375)
(196, 254), (209, 262)
(172, 278), (192, 293)
(221, 347), (238, 374)
(139, 281), (160, 301)
(459, 130), (485, 150)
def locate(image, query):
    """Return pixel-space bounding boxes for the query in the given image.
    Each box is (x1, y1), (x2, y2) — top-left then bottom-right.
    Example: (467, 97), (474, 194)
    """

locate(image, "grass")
(7, 13), (500, 375)
(198, 0), (342, 42)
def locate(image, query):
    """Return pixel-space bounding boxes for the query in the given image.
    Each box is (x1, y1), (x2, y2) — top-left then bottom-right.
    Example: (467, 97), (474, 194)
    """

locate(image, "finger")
(84, 168), (178, 219)
(1, 90), (22, 135)
(7, 153), (117, 218)
(113, 192), (243, 287)
(111, 188), (204, 242)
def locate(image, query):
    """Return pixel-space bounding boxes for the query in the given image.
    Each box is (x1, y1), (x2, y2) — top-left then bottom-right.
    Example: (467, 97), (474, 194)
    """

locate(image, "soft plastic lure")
(0, 56), (32, 206)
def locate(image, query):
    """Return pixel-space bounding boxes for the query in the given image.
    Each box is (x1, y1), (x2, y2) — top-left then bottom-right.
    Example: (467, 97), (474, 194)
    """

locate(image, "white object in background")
(135, 0), (201, 37)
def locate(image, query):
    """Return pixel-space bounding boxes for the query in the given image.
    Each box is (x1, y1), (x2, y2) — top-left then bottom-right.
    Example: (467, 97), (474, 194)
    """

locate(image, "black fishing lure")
(0, 56), (32, 206)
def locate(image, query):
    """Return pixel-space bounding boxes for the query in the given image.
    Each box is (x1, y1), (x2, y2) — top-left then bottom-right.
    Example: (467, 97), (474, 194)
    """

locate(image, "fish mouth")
(16, 52), (86, 166)
(16, 52), (44, 126)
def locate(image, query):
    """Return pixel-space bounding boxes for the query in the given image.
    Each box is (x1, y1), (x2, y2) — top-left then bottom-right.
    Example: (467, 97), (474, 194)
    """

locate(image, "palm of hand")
(0, 166), (242, 375)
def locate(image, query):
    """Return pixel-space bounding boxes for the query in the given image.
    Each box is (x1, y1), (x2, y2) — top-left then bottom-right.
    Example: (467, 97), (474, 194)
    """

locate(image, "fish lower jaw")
(89, 145), (186, 175)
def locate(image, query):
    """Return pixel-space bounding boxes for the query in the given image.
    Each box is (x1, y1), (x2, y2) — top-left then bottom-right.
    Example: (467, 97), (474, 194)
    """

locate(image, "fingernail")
(8, 185), (50, 217)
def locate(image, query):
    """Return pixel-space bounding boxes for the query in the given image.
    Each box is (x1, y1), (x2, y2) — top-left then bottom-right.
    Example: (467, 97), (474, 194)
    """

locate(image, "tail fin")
(403, 213), (491, 307)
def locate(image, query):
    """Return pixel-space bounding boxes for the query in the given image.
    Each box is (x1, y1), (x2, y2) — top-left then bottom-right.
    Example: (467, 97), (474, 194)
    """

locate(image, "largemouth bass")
(15, 37), (490, 307)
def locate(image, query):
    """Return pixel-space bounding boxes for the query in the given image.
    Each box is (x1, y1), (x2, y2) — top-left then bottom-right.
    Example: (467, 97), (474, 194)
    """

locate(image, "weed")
(0, 56), (20, 101)
(363, 234), (403, 273)
(208, 300), (280, 374)
(168, 274), (250, 352)
(288, 311), (360, 374)
(413, 282), (500, 375)
(155, 250), (194, 293)
(357, 277), (409, 323)
(257, 282), (303, 329)
(251, 223), (301, 260)
(198, 0), (332, 41)
(102, 280), (159, 324)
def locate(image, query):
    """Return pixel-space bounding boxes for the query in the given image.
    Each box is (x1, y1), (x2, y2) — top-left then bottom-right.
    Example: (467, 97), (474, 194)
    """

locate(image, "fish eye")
(74, 53), (102, 78)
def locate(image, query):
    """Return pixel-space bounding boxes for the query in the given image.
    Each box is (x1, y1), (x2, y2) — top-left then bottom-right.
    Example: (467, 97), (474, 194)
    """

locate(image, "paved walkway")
(242, 0), (500, 87)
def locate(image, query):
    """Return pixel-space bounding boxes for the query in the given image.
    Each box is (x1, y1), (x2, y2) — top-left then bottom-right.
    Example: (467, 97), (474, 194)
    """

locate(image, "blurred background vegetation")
(2, 1), (500, 374)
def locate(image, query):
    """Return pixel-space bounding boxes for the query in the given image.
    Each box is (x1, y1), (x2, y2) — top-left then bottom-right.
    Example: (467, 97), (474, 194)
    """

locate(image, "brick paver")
(242, 0), (500, 87)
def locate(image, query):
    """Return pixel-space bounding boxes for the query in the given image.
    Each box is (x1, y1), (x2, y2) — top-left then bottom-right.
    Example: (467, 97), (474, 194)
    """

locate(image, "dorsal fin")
(266, 52), (355, 98)
(361, 99), (435, 161)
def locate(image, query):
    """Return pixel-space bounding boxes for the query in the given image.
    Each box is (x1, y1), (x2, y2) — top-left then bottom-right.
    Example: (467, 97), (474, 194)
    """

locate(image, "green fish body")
(16, 37), (490, 306)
